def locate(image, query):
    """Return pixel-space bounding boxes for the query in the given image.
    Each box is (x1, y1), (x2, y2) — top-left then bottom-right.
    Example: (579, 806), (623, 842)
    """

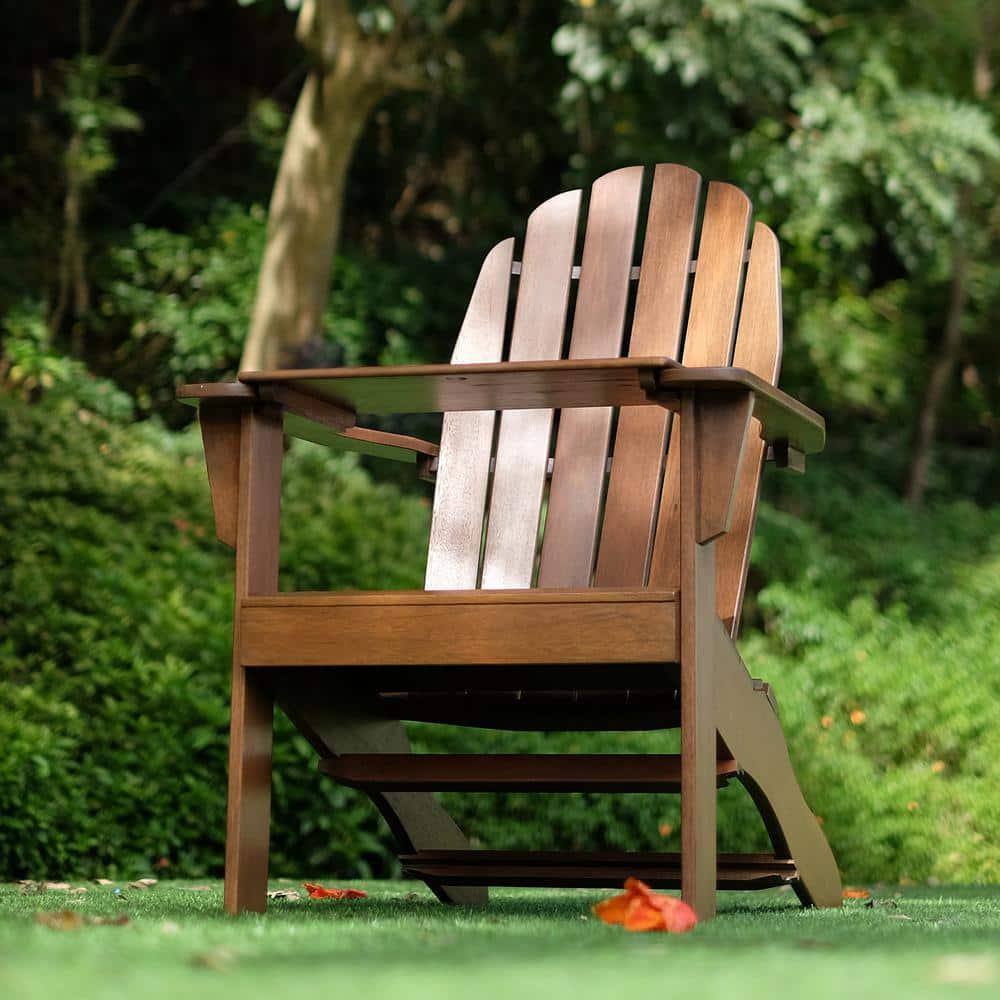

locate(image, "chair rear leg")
(712, 620), (841, 907)
(224, 669), (274, 914)
(276, 685), (487, 905)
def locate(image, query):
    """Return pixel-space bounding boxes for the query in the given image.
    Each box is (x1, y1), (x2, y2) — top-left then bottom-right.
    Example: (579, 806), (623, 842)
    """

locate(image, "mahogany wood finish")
(399, 851), (799, 891)
(179, 163), (840, 920)
(319, 754), (737, 791)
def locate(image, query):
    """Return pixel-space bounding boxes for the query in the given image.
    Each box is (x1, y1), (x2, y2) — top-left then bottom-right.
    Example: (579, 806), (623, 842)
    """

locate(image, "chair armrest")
(655, 367), (825, 456)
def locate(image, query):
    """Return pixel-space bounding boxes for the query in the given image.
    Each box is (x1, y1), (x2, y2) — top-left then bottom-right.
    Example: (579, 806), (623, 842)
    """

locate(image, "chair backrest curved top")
(424, 164), (782, 634)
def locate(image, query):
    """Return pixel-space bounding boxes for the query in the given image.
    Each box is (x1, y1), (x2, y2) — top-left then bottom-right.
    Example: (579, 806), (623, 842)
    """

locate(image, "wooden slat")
(425, 238), (514, 589)
(539, 166), (644, 587)
(319, 753), (737, 791)
(243, 587), (677, 606)
(240, 357), (674, 414)
(714, 223), (783, 633)
(399, 850), (798, 891)
(199, 403), (245, 547)
(649, 182), (752, 589)
(239, 594), (677, 666)
(594, 165), (701, 586)
(481, 190), (582, 588)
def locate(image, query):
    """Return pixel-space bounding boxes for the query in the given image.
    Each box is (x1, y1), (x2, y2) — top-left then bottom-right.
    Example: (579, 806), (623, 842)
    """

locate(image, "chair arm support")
(653, 368), (825, 456)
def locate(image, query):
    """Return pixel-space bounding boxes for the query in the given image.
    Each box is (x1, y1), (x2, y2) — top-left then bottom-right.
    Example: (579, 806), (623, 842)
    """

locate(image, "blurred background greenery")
(0, 0), (997, 884)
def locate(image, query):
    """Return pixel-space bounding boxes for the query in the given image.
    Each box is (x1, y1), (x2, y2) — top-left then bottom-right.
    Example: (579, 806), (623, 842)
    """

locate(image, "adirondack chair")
(178, 164), (841, 921)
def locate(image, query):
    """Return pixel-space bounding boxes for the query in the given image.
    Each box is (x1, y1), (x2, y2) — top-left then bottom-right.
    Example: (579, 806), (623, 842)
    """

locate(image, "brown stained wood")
(426, 238), (514, 589)
(199, 404), (244, 547)
(656, 368), (824, 454)
(690, 390), (754, 543)
(713, 619), (842, 907)
(270, 682), (486, 905)
(596, 164), (701, 587)
(178, 381), (256, 404)
(539, 166), (644, 587)
(243, 587), (677, 606)
(649, 182), (752, 591)
(322, 425), (439, 463)
(678, 395), (718, 921)
(398, 850), (798, 891)
(240, 595), (678, 667)
(318, 753), (737, 792)
(481, 190), (582, 588)
(257, 383), (356, 431)
(716, 223), (784, 633)
(225, 404), (283, 915)
(242, 357), (674, 415)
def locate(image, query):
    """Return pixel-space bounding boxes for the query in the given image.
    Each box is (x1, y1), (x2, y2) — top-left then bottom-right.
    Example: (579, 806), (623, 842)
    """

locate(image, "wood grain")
(650, 181), (752, 590)
(319, 753), (737, 792)
(539, 166), (644, 587)
(225, 404), (283, 915)
(240, 594), (678, 666)
(713, 619), (842, 907)
(678, 395), (718, 921)
(714, 223), (784, 633)
(425, 238), (513, 589)
(199, 403), (244, 547)
(481, 189), (581, 588)
(595, 164), (701, 587)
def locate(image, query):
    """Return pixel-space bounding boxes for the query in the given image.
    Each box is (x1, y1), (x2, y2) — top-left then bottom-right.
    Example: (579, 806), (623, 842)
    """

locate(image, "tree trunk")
(240, 15), (390, 372)
(903, 35), (991, 507)
(903, 244), (968, 506)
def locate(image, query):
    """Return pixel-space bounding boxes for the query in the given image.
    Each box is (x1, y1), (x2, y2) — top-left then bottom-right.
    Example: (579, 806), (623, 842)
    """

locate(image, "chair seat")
(240, 588), (678, 668)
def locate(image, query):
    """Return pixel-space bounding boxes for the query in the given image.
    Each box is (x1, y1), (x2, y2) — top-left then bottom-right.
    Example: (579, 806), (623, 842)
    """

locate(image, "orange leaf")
(843, 888), (871, 900)
(303, 882), (368, 900)
(593, 878), (697, 933)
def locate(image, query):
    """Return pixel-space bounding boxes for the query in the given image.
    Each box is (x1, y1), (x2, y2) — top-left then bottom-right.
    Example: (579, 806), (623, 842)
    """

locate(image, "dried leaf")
(127, 878), (158, 890)
(843, 888), (871, 899)
(267, 889), (301, 902)
(593, 878), (697, 934)
(303, 882), (368, 900)
(192, 947), (237, 971)
(88, 914), (130, 927)
(94, 878), (115, 886)
(179, 885), (213, 892)
(36, 910), (84, 931)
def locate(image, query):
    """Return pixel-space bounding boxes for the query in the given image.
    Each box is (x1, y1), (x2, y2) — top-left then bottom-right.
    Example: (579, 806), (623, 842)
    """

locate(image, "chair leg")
(712, 620), (842, 907)
(275, 684), (487, 905)
(224, 668), (274, 914)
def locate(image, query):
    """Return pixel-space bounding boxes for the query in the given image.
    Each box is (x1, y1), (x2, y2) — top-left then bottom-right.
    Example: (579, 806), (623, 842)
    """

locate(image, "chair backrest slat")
(480, 190), (581, 589)
(648, 181), (752, 590)
(538, 166), (644, 587)
(714, 222), (782, 631)
(594, 164), (701, 587)
(425, 239), (515, 589)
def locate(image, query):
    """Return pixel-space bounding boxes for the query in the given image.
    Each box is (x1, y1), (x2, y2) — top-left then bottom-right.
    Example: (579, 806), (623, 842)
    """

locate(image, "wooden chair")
(179, 164), (841, 921)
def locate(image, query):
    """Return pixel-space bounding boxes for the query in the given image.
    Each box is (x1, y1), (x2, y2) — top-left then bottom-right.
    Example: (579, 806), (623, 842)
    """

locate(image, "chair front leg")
(224, 670), (274, 914)
(224, 403), (284, 914)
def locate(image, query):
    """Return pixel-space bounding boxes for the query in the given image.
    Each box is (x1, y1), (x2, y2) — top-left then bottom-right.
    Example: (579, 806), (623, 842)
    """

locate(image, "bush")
(2, 389), (998, 884)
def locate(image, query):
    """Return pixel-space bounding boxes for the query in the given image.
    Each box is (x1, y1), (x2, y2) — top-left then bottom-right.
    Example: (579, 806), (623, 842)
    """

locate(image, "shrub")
(1, 389), (998, 884)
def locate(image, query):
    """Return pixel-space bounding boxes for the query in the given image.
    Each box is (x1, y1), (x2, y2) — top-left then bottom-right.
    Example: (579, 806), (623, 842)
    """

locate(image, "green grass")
(3, 881), (1000, 998)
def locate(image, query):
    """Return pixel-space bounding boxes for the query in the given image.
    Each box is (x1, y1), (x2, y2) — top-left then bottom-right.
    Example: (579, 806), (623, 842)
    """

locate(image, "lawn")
(2, 881), (1000, 999)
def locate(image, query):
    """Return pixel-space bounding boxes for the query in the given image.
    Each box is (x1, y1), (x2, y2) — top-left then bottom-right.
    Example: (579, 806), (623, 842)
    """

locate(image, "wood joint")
(767, 440), (806, 473)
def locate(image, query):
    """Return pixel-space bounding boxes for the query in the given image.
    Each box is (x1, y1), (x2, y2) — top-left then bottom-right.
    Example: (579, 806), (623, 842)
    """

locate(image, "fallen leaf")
(88, 914), (130, 927)
(593, 878), (697, 934)
(842, 888), (871, 900)
(192, 947), (237, 971)
(69, 887), (88, 895)
(303, 882), (368, 900)
(179, 885), (212, 892)
(267, 889), (301, 902)
(127, 878), (158, 890)
(94, 878), (115, 886)
(36, 910), (84, 931)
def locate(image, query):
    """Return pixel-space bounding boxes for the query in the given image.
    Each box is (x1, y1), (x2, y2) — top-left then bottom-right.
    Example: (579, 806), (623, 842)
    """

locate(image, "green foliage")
(2, 391), (998, 884)
(0, 391), (429, 879)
